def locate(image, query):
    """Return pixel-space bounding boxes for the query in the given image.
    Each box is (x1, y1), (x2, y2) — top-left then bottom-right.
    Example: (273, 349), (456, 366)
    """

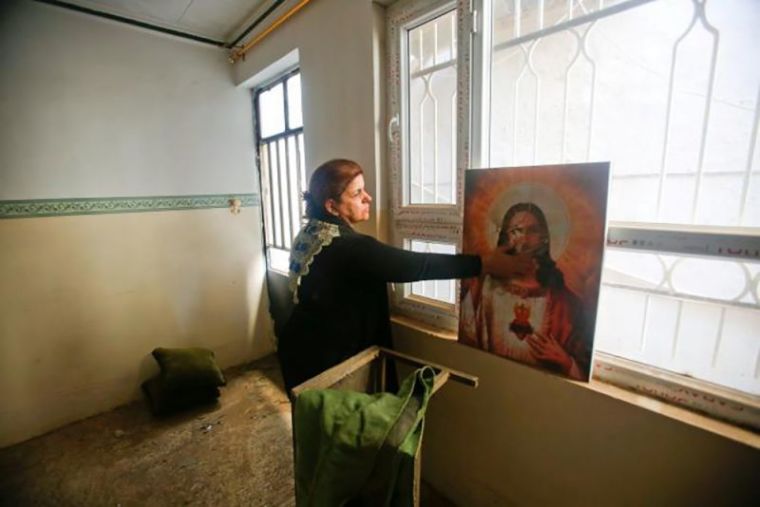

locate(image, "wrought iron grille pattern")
(390, 0), (759, 404)
(484, 0), (759, 396)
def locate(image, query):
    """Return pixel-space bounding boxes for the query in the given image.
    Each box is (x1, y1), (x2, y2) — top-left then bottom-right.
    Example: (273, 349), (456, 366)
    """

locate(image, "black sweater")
(278, 217), (481, 392)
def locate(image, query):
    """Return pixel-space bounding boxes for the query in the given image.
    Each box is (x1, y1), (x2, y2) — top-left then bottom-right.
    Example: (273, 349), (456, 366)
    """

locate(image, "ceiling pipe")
(227, 0), (287, 48)
(229, 0), (313, 63)
(35, 0), (227, 47)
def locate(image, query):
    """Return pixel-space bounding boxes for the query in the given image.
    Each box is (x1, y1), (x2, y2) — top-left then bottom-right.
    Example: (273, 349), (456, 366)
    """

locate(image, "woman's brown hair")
(304, 159), (363, 218)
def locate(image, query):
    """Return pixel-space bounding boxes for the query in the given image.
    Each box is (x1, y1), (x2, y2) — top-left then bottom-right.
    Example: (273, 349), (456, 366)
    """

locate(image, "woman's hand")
(481, 249), (536, 279)
(526, 332), (573, 374)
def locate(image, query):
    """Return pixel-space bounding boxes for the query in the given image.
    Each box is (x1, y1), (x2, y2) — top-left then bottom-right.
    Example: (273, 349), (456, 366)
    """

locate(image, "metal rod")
(379, 347), (479, 387)
(230, 0), (312, 62)
(451, 87), (457, 202)
(296, 133), (306, 219)
(287, 136), (300, 242)
(419, 75), (429, 201)
(512, 45), (529, 164)
(671, 300), (683, 360)
(35, 0), (226, 47)
(278, 139), (291, 248)
(561, 30), (583, 162)
(259, 127), (305, 145)
(606, 224), (760, 262)
(710, 306), (726, 368)
(493, 0), (656, 53)
(539, 0), (545, 30)
(582, 23), (598, 160)
(689, 0), (721, 222)
(612, 170), (759, 180)
(529, 41), (541, 163)
(431, 74), (439, 203)
(514, 0), (522, 37)
(228, 0), (287, 48)
(601, 281), (759, 311)
(269, 142), (283, 248)
(656, 2), (699, 218)
(739, 85), (760, 223)
(260, 145), (274, 247)
(640, 294), (650, 352)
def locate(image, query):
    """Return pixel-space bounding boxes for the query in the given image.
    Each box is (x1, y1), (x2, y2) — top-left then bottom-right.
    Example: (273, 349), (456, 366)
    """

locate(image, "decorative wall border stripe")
(0, 194), (260, 219)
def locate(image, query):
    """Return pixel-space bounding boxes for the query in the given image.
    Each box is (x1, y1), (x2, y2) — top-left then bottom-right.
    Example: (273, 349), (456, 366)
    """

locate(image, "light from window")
(489, 0), (759, 228)
(287, 74), (303, 129)
(407, 9), (458, 204)
(255, 70), (305, 273)
(409, 240), (457, 303)
(486, 0), (760, 397)
(258, 83), (286, 138)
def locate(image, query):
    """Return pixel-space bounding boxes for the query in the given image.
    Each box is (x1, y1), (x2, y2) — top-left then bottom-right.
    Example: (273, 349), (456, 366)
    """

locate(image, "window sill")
(390, 314), (760, 450)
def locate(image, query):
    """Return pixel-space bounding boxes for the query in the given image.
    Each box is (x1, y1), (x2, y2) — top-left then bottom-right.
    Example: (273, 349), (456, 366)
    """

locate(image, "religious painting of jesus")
(459, 163), (610, 381)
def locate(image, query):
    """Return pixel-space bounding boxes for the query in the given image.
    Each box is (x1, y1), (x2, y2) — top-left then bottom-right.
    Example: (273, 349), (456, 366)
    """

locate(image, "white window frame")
(387, 0), (475, 329)
(387, 0), (760, 430)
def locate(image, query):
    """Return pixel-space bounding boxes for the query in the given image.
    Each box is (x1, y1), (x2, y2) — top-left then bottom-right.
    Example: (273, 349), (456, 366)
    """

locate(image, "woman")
(278, 159), (532, 393)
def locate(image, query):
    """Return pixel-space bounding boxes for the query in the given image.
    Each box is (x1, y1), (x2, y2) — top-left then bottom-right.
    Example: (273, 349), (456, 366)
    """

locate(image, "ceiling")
(57, 0), (273, 45)
(51, 0), (399, 47)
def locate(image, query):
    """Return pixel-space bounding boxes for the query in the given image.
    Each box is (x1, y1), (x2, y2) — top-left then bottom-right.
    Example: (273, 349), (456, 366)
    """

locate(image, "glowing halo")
(462, 164), (608, 300)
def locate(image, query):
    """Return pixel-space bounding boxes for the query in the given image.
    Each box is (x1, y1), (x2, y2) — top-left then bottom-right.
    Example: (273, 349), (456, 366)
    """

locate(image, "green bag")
(293, 367), (435, 507)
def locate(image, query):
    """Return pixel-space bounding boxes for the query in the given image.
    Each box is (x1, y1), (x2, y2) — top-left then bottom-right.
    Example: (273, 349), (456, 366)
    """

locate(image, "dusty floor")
(0, 354), (454, 507)
(0, 355), (294, 507)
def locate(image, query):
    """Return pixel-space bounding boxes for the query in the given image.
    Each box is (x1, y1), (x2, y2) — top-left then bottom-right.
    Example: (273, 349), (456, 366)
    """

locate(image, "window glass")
(409, 240), (457, 303)
(287, 74), (303, 129)
(407, 9), (458, 204)
(255, 71), (304, 273)
(488, 0), (760, 228)
(486, 0), (760, 397)
(258, 83), (285, 138)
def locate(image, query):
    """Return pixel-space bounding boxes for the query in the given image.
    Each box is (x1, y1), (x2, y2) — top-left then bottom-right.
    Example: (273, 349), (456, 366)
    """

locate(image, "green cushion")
(151, 347), (226, 391)
(142, 375), (220, 416)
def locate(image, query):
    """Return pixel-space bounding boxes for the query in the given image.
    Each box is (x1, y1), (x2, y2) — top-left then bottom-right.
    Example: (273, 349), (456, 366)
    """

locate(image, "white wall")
(235, 0), (383, 237)
(0, 1), (273, 447)
(2, 2), (757, 504)
(394, 325), (760, 506)
(0, 0), (255, 199)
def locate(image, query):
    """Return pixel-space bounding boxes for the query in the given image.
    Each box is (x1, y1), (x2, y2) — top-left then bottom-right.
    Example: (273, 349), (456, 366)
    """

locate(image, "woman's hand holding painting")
(481, 249), (536, 279)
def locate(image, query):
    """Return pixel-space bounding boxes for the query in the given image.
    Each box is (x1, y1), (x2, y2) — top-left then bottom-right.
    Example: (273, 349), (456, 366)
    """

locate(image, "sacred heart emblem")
(509, 302), (534, 340)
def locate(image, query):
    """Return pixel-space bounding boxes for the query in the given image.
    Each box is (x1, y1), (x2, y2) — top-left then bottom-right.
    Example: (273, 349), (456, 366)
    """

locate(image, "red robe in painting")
(460, 276), (592, 380)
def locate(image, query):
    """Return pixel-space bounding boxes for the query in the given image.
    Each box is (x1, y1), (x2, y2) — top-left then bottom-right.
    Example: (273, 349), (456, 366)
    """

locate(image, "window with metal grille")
(388, 0), (759, 427)
(254, 69), (305, 273)
(388, 1), (464, 329)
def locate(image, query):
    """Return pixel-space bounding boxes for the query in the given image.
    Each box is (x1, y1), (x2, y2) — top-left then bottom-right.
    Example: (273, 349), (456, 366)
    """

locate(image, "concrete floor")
(0, 354), (454, 507)
(0, 355), (295, 506)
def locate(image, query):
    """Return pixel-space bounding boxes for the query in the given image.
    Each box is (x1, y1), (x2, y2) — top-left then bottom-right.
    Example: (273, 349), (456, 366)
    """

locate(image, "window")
(388, 1), (464, 329)
(388, 0), (760, 427)
(254, 69), (305, 273)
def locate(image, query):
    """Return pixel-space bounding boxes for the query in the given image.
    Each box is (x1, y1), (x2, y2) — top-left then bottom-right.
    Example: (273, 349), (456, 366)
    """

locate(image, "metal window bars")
(485, 0), (759, 396)
(255, 70), (306, 255)
(408, 8), (459, 205)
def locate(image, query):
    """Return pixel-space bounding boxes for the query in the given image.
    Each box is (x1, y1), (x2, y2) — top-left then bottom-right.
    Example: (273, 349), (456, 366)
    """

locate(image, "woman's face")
(330, 174), (372, 224)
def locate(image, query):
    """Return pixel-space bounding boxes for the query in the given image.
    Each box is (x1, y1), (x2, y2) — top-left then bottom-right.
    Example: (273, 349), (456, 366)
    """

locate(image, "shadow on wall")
(0, 207), (273, 447)
(266, 270), (294, 340)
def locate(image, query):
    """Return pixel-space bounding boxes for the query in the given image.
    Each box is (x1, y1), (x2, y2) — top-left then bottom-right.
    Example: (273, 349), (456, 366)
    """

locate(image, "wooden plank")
(430, 370), (451, 396)
(291, 346), (381, 397)
(378, 347), (479, 387)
